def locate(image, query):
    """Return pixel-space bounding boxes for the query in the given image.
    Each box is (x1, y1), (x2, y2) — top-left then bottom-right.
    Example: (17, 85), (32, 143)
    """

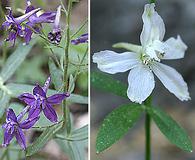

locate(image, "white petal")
(127, 65), (155, 104)
(93, 50), (140, 74)
(162, 35), (187, 59)
(140, 3), (165, 47)
(151, 62), (190, 101)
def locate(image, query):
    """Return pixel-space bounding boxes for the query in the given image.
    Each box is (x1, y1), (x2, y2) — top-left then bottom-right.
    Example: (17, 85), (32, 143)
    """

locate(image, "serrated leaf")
(112, 42), (141, 53)
(147, 106), (193, 152)
(0, 40), (36, 83)
(96, 104), (143, 153)
(91, 71), (127, 98)
(48, 58), (63, 90)
(26, 122), (63, 156)
(6, 83), (88, 104)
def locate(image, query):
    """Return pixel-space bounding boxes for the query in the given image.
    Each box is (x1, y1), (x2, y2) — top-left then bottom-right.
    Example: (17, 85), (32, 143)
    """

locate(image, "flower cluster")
(2, 77), (69, 149)
(1, 0), (60, 45)
(93, 3), (190, 104)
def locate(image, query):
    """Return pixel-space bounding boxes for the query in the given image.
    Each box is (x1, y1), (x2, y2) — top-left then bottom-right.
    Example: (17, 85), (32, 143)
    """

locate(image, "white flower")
(93, 3), (190, 104)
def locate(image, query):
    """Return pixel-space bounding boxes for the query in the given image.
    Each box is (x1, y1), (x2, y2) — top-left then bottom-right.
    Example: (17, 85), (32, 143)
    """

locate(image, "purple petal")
(15, 8), (41, 24)
(31, 12), (56, 24)
(53, 5), (61, 32)
(19, 116), (40, 129)
(18, 93), (35, 106)
(15, 128), (26, 150)
(24, 26), (33, 44)
(42, 102), (58, 122)
(43, 76), (51, 93)
(47, 93), (69, 105)
(6, 109), (17, 122)
(33, 84), (46, 97)
(71, 33), (88, 45)
(28, 105), (41, 119)
(2, 129), (14, 147)
(25, 1), (35, 13)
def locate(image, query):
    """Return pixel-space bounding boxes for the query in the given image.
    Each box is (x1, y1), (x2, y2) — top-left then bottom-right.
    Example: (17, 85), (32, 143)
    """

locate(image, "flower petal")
(42, 102), (58, 122)
(53, 5), (61, 32)
(151, 62), (190, 101)
(43, 76), (51, 93)
(162, 35), (187, 59)
(15, 8), (41, 24)
(47, 93), (69, 105)
(93, 50), (140, 74)
(2, 129), (14, 147)
(15, 128), (26, 150)
(127, 65), (155, 104)
(18, 93), (35, 106)
(33, 84), (46, 97)
(140, 3), (165, 47)
(6, 109), (17, 122)
(28, 105), (41, 119)
(19, 116), (40, 129)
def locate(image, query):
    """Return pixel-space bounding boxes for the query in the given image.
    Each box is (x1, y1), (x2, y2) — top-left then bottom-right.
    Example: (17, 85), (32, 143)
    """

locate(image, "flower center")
(48, 31), (62, 45)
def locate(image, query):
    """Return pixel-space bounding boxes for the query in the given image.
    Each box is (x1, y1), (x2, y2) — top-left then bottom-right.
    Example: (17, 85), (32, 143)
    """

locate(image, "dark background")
(91, 0), (195, 159)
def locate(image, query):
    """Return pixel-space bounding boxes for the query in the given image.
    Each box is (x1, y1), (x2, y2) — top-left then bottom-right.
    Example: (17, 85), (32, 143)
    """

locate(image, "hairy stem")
(63, 0), (72, 132)
(145, 96), (152, 160)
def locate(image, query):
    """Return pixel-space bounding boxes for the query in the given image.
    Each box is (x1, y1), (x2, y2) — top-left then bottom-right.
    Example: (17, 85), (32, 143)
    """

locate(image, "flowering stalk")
(144, 96), (152, 160)
(63, 0), (73, 132)
(145, 1), (154, 159)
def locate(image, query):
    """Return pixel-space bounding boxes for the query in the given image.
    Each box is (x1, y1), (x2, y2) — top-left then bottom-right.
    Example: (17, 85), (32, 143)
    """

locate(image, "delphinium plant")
(0, 0), (88, 159)
(92, 0), (192, 159)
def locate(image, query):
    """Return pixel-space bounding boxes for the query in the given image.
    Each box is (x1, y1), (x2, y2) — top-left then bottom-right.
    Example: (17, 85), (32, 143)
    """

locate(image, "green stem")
(150, 0), (156, 3)
(145, 96), (152, 160)
(63, 0), (72, 131)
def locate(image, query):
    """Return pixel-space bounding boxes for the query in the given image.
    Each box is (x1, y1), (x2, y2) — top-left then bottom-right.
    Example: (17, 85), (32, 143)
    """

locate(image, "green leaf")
(112, 42), (141, 53)
(48, 58), (63, 90)
(70, 125), (88, 140)
(68, 74), (75, 93)
(96, 104), (143, 153)
(91, 71), (127, 98)
(56, 139), (87, 160)
(0, 40), (36, 83)
(0, 91), (10, 118)
(26, 122), (63, 156)
(147, 106), (193, 152)
(6, 83), (88, 104)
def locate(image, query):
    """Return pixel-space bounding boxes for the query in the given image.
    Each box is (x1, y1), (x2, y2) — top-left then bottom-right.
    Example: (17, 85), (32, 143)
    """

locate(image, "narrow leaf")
(96, 104), (143, 153)
(48, 58), (63, 90)
(68, 74), (75, 93)
(26, 122), (63, 156)
(70, 125), (88, 140)
(0, 40), (36, 83)
(147, 106), (193, 152)
(91, 71), (127, 98)
(0, 91), (10, 118)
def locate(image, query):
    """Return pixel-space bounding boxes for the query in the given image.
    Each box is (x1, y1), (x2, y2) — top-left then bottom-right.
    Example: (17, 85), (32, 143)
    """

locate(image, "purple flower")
(2, 108), (39, 150)
(18, 76), (70, 123)
(2, 7), (41, 45)
(71, 33), (88, 45)
(48, 6), (62, 45)
(24, 0), (56, 44)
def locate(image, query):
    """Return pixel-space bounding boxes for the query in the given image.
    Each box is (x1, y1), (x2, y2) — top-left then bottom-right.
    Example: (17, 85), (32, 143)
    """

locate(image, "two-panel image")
(0, 0), (194, 160)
